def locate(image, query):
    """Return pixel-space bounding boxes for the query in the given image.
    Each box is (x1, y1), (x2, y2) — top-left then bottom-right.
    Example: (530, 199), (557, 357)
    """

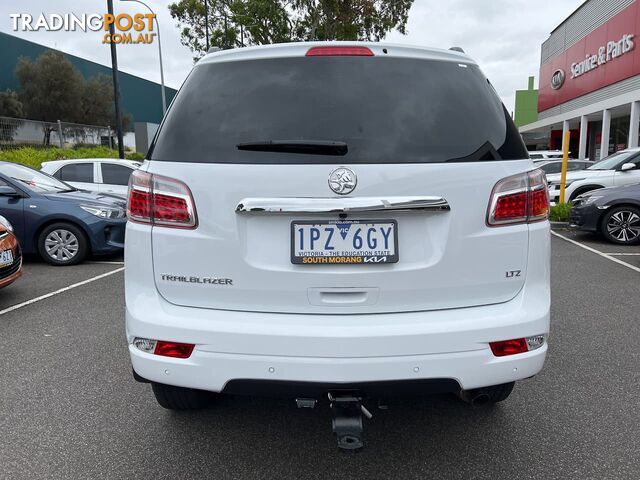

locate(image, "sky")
(0, 0), (583, 113)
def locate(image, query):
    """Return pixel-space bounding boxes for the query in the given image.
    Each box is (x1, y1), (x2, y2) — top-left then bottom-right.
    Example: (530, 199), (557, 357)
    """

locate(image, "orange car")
(0, 215), (22, 288)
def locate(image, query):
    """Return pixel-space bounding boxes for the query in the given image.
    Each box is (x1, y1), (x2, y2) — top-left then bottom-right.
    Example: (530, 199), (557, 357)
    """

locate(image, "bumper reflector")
(154, 341), (195, 359)
(133, 338), (195, 359)
(490, 335), (546, 357)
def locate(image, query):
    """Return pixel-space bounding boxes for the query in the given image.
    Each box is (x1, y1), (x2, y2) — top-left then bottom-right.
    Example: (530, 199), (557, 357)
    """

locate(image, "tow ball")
(328, 393), (373, 452)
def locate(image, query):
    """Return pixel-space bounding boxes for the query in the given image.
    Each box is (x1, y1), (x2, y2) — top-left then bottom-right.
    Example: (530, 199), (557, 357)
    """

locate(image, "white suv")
(125, 43), (550, 450)
(547, 148), (640, 203)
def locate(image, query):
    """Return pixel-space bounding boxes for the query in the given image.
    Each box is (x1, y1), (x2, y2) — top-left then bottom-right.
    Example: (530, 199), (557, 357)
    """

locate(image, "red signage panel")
(538, 0), (640, 112)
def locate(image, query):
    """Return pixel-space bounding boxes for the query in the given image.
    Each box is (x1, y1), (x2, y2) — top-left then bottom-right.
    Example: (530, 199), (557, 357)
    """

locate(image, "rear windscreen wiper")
(236, 140), (348, 156)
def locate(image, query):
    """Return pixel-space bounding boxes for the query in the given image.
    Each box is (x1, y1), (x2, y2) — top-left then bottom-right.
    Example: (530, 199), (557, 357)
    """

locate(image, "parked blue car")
(0, 161), (127, 265)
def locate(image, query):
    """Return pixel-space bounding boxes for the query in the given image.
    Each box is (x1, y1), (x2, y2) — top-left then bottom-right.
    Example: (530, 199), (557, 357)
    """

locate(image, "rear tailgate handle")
(236, 196), (450, 214)
(308, 288), (380, 307)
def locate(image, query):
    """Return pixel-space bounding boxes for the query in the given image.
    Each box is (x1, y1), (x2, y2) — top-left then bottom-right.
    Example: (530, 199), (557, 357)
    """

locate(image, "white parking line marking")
(0, 267), (124, 316)
(551, 231), (640, 274)
(602, 253), (640, 256)
(85, 261), (125, 265)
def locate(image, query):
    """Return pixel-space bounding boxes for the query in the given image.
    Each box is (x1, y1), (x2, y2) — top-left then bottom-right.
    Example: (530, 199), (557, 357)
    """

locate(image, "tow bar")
(328, 393), (373, 452)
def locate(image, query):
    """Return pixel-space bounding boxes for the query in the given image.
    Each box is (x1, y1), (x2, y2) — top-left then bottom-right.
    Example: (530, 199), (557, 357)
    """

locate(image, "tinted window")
(101, 163), (134, 185)
(530, 154), (544, 159)
(540, 162), (561, 174)
(151, 57), (527, 164)
(58, 163), (93, 182)
(567, 162), (587, 171)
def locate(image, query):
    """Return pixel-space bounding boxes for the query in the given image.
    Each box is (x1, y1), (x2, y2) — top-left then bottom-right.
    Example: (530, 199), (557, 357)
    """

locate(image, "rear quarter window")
(150, 56), (527, 164)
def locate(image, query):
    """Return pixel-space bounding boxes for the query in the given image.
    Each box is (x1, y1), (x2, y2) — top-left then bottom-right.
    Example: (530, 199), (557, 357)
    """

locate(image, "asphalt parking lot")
(1, 231), (639, 480)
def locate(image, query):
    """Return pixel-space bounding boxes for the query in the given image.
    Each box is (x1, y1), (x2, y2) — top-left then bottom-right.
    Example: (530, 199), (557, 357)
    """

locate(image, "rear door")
(55, 162), (97, 192)
(147, 49), (533, 314)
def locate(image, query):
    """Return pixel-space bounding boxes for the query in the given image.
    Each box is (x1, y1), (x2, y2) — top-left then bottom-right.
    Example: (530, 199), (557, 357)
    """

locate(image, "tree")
(15, 51), (131, 145)
(0, 89), (25, 142)
(0, 89), (24, 118)
(80, 75), (114, 126)
(79, 75), (132, 130)
(16, 51), (84, 144)
(169, 0), (414, 59)
(292, 0), (414, 42)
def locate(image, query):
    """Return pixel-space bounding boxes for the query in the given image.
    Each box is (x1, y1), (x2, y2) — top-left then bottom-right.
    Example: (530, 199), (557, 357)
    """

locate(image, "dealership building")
(520, 0), (640, 159)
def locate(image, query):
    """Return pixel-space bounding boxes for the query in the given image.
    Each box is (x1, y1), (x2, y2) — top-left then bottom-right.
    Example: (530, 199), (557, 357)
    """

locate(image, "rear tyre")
(151, 382), (215, 410)
(37, 222), (88, 266)
(601, 206), (640, 245)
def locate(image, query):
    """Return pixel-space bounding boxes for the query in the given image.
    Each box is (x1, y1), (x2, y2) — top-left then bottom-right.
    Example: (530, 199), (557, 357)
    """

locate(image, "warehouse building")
(519, 0), (640, 159)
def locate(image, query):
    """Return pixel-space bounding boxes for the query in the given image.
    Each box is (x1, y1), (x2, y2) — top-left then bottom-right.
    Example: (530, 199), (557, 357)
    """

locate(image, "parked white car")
(41, 158), (141, 197)
(125, 42), (550, 450)
(547, 148), (640, 202)
(529, 150), (567, 160)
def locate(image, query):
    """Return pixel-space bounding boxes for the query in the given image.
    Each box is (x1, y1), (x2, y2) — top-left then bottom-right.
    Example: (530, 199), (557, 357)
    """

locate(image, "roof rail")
(449, 47), (465, 53)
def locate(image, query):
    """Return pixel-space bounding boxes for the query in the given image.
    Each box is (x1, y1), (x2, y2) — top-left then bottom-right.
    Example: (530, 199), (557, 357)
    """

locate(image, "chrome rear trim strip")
(236, 197), (450, 214)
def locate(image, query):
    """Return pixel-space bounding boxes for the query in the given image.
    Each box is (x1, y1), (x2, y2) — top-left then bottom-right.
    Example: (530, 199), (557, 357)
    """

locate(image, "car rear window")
(150, 56), (527, 164)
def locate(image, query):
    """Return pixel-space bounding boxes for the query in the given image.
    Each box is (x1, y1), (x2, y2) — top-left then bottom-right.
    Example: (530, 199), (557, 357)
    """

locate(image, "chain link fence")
(0, 116), (113, 149)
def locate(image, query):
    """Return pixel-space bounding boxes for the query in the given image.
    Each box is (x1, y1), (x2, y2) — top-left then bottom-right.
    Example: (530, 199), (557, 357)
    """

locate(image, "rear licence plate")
(291, 220), (398, 265)
(0, 249), (13, 267)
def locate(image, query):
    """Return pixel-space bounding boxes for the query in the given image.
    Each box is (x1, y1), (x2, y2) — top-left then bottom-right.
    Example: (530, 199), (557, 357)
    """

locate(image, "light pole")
(204, 0), (210, 50)
(106, 0), (125, 159)
(120, 0), (167, 115)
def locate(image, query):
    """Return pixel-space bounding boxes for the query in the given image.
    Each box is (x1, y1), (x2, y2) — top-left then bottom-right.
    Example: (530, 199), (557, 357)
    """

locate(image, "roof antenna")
(449, 47), (465, 53)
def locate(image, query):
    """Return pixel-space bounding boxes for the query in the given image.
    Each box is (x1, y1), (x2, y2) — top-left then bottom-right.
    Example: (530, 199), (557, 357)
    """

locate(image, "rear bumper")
(127, 278), (550, 393)
(126, 222), (550, 395)
(129, 342), (548, 395)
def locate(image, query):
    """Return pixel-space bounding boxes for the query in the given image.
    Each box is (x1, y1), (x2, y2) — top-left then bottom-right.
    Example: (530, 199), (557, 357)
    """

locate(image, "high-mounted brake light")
(306, 46), (374, 57)
(487, 169), (549, 226)
(127, 170), (197, 228)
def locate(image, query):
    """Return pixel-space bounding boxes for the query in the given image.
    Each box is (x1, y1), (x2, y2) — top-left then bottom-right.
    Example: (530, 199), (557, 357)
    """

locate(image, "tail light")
(127, 170), (197, 229)
(487, 169), (549, 226)
(306, 46), (374, 56)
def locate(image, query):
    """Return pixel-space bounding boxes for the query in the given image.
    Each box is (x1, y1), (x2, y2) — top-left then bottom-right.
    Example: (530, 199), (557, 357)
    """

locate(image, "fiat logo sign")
(551, 69), (566, 90)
